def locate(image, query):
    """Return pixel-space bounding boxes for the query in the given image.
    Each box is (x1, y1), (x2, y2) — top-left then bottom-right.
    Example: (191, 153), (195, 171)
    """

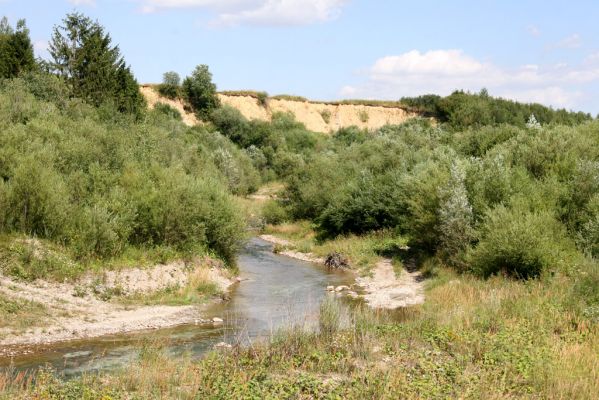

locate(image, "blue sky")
(2, 0), (599, 113)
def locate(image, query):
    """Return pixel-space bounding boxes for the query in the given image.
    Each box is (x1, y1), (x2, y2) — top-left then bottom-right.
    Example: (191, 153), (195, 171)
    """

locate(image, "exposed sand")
(260, 234), (424, 309)
(0, 261), (235, 352)
(141, 85), (199, 126)
(355, 259), (424, 309)
(259, 235), (325, 264)
(219, 95), (419, 133)
(138, 86), (420, 134)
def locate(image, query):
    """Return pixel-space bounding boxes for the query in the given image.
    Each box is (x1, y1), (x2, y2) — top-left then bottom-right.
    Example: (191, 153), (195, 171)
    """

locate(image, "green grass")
(118, 267), (221, 306)
(262, 223), (408, 275)
(0, 233), (211, 283)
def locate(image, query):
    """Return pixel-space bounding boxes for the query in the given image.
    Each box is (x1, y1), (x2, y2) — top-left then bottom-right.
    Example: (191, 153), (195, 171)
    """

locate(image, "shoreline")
(0, 262), (237, 356)
(259, 234), (424, 310)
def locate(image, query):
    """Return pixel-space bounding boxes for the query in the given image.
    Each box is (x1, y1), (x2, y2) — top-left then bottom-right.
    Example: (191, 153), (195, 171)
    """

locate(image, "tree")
(158, 71), (180, 99)
(182, 64), (220, 119)
(0, 17), (35, 79)
(48, 13), (144, 115)
(438, 161), (475, 268)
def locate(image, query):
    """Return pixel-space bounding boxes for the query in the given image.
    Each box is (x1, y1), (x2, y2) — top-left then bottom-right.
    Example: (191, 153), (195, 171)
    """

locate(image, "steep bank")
(219, 94), (420, 133)
(141, 86), (421, 133)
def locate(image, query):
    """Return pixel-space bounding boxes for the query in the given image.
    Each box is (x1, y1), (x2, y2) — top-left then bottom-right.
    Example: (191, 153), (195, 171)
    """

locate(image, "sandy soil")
(138, 87), (420, 134)
(219, 95), (420, 133)
(260, 234), (424, 309)
(141, 86), (199, 126)
(355, 259), (424, 309)
(259, 235), (325, 264)
(0, 261), (235, 351)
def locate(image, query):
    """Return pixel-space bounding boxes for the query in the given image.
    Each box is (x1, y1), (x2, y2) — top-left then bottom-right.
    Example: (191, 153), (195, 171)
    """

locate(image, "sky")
(2, 0), (599, 114)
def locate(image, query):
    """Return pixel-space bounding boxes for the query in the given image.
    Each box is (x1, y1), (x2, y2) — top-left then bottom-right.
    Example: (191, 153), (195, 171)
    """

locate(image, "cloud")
(551, 33), (582, 49)
(341, 49), (599, 110)
(138, 0), (347, 26)
(68, 0), (96, 5)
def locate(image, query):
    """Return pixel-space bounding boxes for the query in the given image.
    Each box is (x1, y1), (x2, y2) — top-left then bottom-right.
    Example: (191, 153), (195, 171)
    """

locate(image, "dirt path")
(355, 259), (424, 309)
(260, 234), (424, 309)
(0, 262), (235, 352)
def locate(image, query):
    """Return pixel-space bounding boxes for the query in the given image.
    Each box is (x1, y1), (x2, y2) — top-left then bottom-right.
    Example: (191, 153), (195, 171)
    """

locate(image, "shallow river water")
(0, 237), (352, 377)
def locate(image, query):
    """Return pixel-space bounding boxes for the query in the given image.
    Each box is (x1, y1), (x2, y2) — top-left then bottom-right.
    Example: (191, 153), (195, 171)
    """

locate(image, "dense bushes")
(401, 90), (592, 129)
(0, 76), (252, 265)
(281, 119), (599, 279)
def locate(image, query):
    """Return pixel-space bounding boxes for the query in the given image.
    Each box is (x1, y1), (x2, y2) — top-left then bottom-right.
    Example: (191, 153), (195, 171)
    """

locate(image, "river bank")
(0, 258), (236, 355)
(259, 232), (425, 310)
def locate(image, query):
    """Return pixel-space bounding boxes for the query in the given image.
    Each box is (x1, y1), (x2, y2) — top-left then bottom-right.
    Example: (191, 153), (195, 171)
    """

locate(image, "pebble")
(335, 285), (350, 292)
(212, 317), (224, 324)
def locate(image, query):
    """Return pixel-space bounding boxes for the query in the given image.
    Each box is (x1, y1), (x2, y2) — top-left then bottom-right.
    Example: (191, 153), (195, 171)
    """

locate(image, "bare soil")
(0, 261), (235, 352)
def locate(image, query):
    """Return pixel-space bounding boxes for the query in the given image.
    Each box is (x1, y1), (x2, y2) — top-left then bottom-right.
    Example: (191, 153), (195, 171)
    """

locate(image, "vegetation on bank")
(0, 10), (598, 399)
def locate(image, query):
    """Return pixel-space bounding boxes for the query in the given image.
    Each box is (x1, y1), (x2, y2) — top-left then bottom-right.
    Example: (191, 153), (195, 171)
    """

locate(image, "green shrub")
(182, 64), (220, 119)
(469, 204), (577, 278)
(262, 200), (289, 225)
(320, 109), (331, 124)
(358, 110), (369, 123)
(157, 71), (180, 99)
(210, 105), (248, 144)
(153, 102), (181, 120)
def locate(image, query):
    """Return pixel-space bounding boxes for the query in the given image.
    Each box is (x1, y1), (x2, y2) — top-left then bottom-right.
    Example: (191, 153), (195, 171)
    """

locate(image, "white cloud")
(551, 33), (582, 49)
(138, 0), (347, 26)
(68, 0), (96, 6)
(341, 49), (599, 109)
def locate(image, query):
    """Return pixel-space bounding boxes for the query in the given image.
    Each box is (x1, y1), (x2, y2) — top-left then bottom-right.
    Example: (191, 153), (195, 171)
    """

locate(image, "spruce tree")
(49, 13), (144, 116)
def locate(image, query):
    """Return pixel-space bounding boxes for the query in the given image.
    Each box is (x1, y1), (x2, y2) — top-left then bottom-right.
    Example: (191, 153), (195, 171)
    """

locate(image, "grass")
(0, 233), (207, 283)
(0, 293), (48, 335)
(118, 267), (220, 306)
(270, 94), (309, 102)
(263, 222), (408, 275)
(3, 264), (597, 398)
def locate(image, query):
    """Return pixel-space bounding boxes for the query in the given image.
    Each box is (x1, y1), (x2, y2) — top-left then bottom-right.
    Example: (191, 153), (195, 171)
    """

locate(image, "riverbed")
(0, 237), (352, 377)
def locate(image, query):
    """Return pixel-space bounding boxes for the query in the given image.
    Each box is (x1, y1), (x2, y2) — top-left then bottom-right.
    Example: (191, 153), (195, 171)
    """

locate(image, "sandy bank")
(259, 234), (424, 310)
(0, 260), (235, 353)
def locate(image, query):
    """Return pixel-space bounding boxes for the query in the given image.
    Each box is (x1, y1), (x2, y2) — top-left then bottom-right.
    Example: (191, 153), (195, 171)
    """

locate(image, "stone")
(214, 342), (232, 349)
(326, 285), (335, 291)
(335, 285), (350, 292)
(212, 317), (224, 324)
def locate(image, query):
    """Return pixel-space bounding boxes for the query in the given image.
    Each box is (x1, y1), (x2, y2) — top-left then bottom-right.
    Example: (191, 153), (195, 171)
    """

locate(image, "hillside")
(141, 85), (421, 132)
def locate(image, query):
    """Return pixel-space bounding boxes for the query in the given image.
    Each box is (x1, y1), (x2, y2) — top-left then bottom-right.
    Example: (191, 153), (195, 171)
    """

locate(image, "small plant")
(358, 110), (369, 123)
(319, 296), (341, 337)
(154, 102), (182, 120)
(319, 109), (331, 124)
(72, 285), (87, 298)
(256, 91), (268, 107)
(157, 71), (181, 99)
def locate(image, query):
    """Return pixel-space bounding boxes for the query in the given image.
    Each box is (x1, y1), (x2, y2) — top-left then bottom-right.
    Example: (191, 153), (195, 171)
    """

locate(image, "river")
(0, 237), (352, 377)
